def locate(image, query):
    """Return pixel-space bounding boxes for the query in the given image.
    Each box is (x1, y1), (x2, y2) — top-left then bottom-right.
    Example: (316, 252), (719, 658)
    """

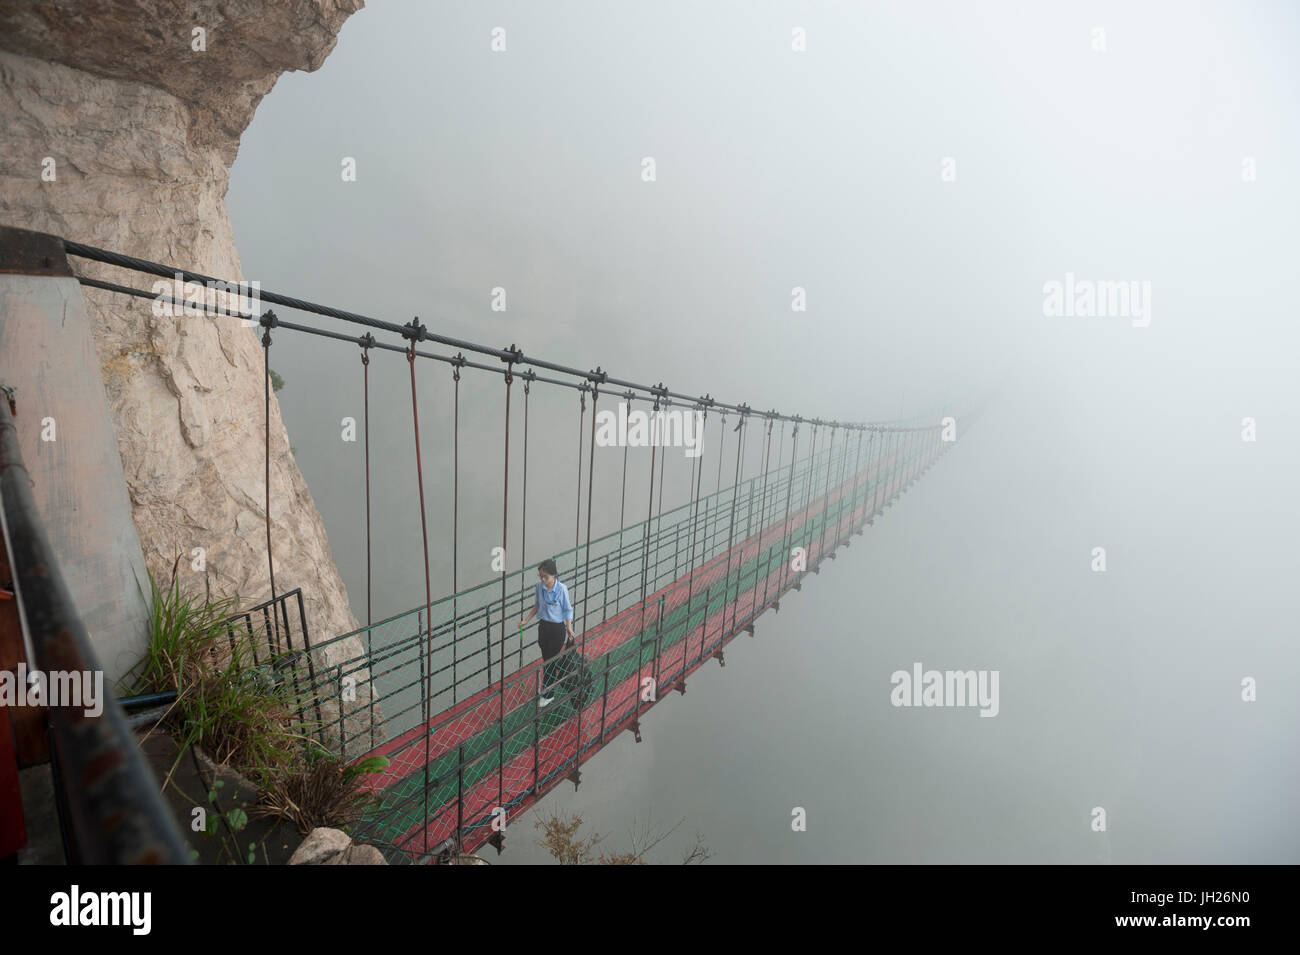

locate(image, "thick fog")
(226, 1), (1300, 862)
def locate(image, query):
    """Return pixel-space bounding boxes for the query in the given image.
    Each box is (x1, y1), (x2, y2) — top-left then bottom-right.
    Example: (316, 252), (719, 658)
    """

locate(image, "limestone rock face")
(0, 0), (359, 160)
(0, 2), (371, 713)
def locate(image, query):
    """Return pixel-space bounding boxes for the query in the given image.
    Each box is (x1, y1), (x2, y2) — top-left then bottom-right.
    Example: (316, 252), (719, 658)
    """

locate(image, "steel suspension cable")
(889, 429), (902, 503)
(869, 427), (885, 521)
(895, 429), (906, 498)
(711, 410), (726, 561)
(828, 424), (852, 554)
(73, 255), (938, 445)
(800, 422), (819, 579)
(816, 425), (838, 566)
(574, 373), (603, 780)
(760, 418), (784, 609)
(717, 408), (746, 657)
(883, 428), (894, 511)
(517, 372), (533, 667)
(695, 408), (726, 655)
(615, 391), (632, 621)
(451, 359), (461, 703)
(842, 428), (863, 540)
(655, 397), (668, 565)
(863, 428), (875, 522)
(841, 427), (865, 543)
(498, 366), (513, 816)
(573, 386), (587, 581)
(581, 374), (602, 642)
(755, 416), (776, 611)
(405, 336), (434, 855)
(360, 336), (375, 747)
(679, 403), (709, 689)
(633, 391), (661, 721)
(259, 317), (279, 636)
(729, 408), (754, 636)
(895, 430), (906, 494)
(735, 413), (762, 631)
(778, 418), (800, 595)
(638, 393), (661, 633)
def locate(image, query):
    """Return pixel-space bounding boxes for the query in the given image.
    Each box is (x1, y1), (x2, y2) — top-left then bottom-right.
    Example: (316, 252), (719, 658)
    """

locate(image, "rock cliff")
(0, 2), (371, 721)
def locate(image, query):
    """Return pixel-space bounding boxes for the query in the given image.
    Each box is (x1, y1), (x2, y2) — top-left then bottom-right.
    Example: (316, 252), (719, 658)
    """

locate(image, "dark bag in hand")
(552, 639), (595, 707)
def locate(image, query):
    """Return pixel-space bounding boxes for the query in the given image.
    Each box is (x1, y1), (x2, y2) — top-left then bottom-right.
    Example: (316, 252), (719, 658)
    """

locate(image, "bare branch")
(680, 832), (713, 865)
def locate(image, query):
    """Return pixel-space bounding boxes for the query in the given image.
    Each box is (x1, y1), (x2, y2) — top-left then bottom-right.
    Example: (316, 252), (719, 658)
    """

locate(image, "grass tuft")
(129, 557), (310, 782)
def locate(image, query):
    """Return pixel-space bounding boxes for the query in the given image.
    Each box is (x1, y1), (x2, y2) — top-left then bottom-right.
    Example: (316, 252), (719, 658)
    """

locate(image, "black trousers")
(537, 620), (566, 692)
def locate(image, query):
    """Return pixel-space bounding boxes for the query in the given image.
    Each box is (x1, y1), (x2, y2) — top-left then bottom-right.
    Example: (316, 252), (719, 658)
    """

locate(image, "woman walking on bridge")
(519, 559), (575, 707)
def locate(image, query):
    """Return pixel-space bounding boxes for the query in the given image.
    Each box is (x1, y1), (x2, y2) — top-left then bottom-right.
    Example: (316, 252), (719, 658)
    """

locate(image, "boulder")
(288, 827), (353, 865)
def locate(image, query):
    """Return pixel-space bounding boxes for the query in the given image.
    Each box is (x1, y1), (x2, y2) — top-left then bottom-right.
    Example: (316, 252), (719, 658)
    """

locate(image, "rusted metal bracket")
(0, 226), (73, 277)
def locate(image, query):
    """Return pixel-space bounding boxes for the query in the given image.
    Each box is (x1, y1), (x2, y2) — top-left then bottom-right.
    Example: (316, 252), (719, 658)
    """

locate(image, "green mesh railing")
(299, 423), (951, 862)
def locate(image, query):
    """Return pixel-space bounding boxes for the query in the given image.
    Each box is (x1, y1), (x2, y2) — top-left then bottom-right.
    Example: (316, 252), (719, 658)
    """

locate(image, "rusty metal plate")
(0, 226), (73, 277)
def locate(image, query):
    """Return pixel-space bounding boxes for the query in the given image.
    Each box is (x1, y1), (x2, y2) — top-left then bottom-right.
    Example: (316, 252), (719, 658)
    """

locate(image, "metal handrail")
(0, 386), (190, 864)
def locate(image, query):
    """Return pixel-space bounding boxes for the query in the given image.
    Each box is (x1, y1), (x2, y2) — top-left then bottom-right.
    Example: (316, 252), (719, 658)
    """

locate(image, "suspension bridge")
(4, 228), (969, 864)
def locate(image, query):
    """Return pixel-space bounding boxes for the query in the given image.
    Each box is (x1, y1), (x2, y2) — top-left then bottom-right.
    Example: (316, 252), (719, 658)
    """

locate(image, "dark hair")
(537, 558), (558, 577)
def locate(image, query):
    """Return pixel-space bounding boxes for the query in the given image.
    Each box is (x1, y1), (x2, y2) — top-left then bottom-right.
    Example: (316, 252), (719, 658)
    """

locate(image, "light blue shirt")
(535, 579), (573, 623)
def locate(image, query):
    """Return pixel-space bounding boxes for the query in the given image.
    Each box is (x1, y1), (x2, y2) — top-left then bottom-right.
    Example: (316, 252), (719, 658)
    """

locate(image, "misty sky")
(225, 1), (1300, 863)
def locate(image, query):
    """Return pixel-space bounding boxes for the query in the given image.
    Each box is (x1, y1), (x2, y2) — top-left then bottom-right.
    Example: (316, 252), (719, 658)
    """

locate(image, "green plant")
(129, 557), (240, 697)
(254, 753), (390, 835)
(128, 559), (315, 782)
(196, 778), (264, 865)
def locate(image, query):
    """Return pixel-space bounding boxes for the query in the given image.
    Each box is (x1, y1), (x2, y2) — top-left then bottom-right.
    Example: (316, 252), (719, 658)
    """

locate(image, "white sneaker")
(539, 695), (554, 708)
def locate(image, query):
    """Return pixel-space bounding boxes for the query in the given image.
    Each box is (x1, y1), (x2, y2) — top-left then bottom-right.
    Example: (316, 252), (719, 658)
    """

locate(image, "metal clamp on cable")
(402, 317), (427, 342)
(358, 332), (375, 364)
(259, 308), (279, 346)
